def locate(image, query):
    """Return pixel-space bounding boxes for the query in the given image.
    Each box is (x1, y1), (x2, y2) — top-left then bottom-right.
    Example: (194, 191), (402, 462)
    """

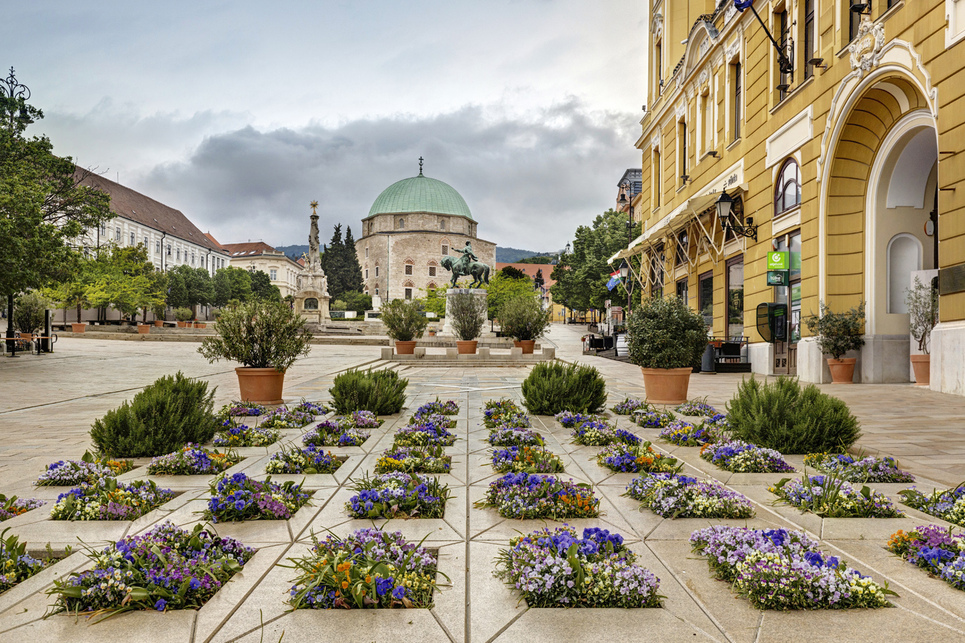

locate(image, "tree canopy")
(212, 266), (252, 306)
(321, 223), (364, 300)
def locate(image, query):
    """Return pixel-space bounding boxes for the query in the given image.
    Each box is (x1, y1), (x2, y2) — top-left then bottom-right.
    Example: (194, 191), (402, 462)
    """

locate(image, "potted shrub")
(152, 303), (166, 327)
(627, 296), (707, 404)
(804, 301), (865, 384)
(449, 291), (487, 354)
(380, 299), (428, 354)
(906, 277), (938, 386)
(198, 300), (312, 404)
(499, 294), (552, 354)
(174, 307), (193, 328)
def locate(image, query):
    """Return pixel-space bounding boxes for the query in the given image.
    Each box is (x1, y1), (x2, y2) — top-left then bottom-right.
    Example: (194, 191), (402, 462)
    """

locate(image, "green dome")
(367, 175), (473, 220)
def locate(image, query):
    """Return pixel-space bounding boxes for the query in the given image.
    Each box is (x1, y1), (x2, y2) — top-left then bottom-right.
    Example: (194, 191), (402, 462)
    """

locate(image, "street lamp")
(619, 259), (632, 314)
(717, 190), (757, 241)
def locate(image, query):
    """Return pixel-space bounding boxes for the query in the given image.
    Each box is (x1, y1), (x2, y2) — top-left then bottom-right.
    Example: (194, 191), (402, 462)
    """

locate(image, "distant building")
(616, 168), (642, 214)
(220, 241), (304, 298)
(495, 262), (565, 323)
(355, 165), (496, 302)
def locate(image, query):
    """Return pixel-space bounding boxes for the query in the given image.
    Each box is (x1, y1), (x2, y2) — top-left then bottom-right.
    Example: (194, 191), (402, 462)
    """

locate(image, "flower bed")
(408, 413), (456, 429)
(770, 475), (903, 518)
(596, 442), (680, 473)
(260, 408), (315, 429)
(491, 446), (565, 474)
(625, 473), (754, 519)
(803, 453), (915, 483)
(476, 472), (599, 520)
(494, 526), (661, 608)
(632, 408), (675, 429)
(657, 420), (712, 447)
(571, 419), (640, 447)
(217, 401), (267, 422)
(487, 427), (544, 447)
(898, 485), (965, 527)
(346, 473), (450, 519)
(887, 525), (965, 591)
(265, 445), (344, 474)
(205, 473), (310, 522)
(47, 522), (254, 615)
(691, 525), (893, 609)
(699, 440), (795, 473)
(375, 446), (452, 474)
(36, 460), (115, 487)
(50, 479), (175, 521)
(289, 528), (439, 609)
(303, 421), (370, 447)
(554, 411), (604, 428)
(413, 399), (459, 418)
(393, 422), (457, 447)
(0, 494), (44, 522)
(339, 411), (383, 429)
(673, 400), (719, 417)
(610, 397), (645, 415)
(213, 424), (280, 448)
(0, 530), (48, 592)
(484, 399), (530, 429)
(147, 445), (242, 475)
(292, 400), (330, 415)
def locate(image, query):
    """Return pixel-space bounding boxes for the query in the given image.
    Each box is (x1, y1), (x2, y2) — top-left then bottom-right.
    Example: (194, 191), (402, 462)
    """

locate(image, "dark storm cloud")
(138, 99), (639, 251)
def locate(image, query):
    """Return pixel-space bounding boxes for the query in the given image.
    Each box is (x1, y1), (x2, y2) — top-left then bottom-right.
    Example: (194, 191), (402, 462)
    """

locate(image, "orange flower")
(341, 580), (349, 589)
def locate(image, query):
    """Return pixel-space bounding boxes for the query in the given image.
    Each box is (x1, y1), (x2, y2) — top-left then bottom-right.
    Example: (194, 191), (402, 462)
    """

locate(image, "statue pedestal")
(441, 288), (488, 337)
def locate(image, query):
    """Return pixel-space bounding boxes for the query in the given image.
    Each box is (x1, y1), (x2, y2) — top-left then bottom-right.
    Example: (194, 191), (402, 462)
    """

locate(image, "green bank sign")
(767, 251), (788, 270)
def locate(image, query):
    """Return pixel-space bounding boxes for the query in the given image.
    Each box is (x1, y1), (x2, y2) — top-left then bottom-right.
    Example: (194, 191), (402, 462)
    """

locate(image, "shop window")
(676, 278), (688, 304)
(775, 159), (802, 216)
(699, 272), (714, 331)
(727, 257), (744, 340)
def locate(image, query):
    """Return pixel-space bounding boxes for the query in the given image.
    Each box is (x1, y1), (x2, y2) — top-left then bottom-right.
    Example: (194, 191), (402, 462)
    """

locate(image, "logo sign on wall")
(767, 251), (789, 270)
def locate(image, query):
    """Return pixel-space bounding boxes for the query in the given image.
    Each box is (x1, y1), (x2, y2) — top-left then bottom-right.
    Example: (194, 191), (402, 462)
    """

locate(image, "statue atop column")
(308, 200), (322, 272)
(294, 200), (330, 326)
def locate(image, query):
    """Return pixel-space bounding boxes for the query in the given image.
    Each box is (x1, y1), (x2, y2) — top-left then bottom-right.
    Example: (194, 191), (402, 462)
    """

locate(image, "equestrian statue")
(441, 241), (490, 288)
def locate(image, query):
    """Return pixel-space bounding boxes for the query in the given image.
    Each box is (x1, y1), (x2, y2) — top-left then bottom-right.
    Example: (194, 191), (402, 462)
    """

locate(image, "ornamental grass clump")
(691, 525), (894, 610)
(147, 445), (242, 475)
(611, 397), (645, 415)
(658, 420), (712, 447)
(288, 528), (441, 609)
(726, 376), (861, 454)
(491, 446), (565, 474)
(90, 372), (220, 458)
(346, 472), (450, 519)
(375, 446), (452, 474)
(259, 407), (314, 429)
(571, 420), (640, 447)
(476, 473), (600, 520)
(0, 494), (44, 522)
(898, 484), (965, 527)
(205, 472), (310, 522)
(213, 423), (280, 448)
(0, 529), (49, 592)
(700, 440), (795, 473)
(625, 473), (755, 519)
(596, 442), (680, 474)
(495, 526), (661, 608)
(674, 399), (719, 417)
(393, 422), (457, 447)
(770, 474), (903, 518)
(265, 445), (343, 475)
(50, 479), (175, 521)
(47, 522), (253, 616)
(888, 525), (965, 591)
(329, 368), (408, 415)
(487, 428), (544, 448)
(521, 362), (607, 415)
(302, 421), (370, 448)
(632, 407), (675, 429)
(803, 453), (915, 483)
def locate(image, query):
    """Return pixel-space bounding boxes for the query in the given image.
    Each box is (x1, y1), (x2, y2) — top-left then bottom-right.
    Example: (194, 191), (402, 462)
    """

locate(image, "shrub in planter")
(498, 294), (552, 343)
(627, 296), (707, 370)
(803, 301), (866, 360)
(174, 307), (194, 322)
(380, 298), (429, 342)
(89, 372), (220, 457)
(13, 291), (50, 334)
(199, 299), (311, 371)
(448, 291), (486, 342)
(726, 376), (861, 453)
(329, 368), (408, 415)
(521, 362), (606, 415)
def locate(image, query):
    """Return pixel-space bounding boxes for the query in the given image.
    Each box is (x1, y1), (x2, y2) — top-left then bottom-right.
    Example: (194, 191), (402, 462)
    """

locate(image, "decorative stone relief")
(651, 133), (661, 149)
(653, 13), (663, 40)
(725, 36), (741, 61)
(675, 101), (686, 119)
(698, 69), (709, 88)
(848, 15), (886, 74)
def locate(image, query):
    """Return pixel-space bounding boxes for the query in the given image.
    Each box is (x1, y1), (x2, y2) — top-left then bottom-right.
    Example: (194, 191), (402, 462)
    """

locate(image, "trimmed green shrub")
(90, 372), (220, 457)
(380, 299), (428, 342)
(521, 362), (607, 415)
(499, 294), (552, 341)
(199, 299), (311, 370)
(174, 307), (194, 322)
(803, 301), (865, 360)
(329, 368), (408, 415)
(449, 292), (486, 341)
(627, 296), (707, 369)
(726, 376), (861, 454)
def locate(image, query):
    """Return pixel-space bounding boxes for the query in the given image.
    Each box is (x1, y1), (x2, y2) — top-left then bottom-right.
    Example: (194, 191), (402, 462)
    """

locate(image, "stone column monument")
(293, 201), (331, 327)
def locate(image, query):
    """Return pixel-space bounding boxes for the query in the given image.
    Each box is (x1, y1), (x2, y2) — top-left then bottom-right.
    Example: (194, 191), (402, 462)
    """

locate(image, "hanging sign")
(767, 251), (788, 270)
(766, 271), (787, 286)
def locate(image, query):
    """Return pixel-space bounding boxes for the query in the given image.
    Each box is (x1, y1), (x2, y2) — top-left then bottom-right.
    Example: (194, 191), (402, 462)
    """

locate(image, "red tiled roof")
(220, 241), (278, 257)
(204, 232), (226, 250)
(495, 262), (556, 287)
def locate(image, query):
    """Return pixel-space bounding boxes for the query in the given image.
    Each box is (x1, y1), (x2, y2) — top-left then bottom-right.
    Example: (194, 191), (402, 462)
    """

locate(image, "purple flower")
(154, 599), (167, 611)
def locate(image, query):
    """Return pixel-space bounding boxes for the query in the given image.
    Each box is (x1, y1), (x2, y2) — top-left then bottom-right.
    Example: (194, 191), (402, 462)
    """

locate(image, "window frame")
(774, 158), (802, 217)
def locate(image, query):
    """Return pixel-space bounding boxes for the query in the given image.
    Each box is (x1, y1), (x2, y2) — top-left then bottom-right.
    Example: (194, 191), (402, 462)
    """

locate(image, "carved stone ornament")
(675, 101), (686, 118)
(651, 133), (661, 149)
(653, 13), (663, 39)
(848, 15), (886, 74)
(724, 4), (738, 24)
(725, 36), (741, 61)
(698, 69), (710, 88)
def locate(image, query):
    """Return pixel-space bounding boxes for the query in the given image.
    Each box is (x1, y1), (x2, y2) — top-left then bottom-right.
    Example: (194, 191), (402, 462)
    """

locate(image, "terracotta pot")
(194, 322), (206, 329)
(641, 367), (693, 405)
(910, 354), (930, 386)
(827, 357), (857, 384)
(154, 320), (163, 327)
(177, 321), (188, 328)
(514, 339), (536, 354)
(395, 340), (417, 355)
(456, 340), (478, 354)
(70, 323), (86, 333)
(137, 324), (150, 334)
(235, 367), (286, 404)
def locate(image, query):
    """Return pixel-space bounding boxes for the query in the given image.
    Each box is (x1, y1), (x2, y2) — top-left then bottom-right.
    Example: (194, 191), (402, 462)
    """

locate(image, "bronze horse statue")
(440, 255), (491, 288)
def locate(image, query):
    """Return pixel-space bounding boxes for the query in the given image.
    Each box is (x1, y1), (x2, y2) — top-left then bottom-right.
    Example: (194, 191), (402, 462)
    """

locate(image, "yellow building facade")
(619, 0), (965, 394)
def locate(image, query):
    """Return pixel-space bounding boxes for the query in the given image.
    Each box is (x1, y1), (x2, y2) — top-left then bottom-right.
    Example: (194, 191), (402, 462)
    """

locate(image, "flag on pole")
(735, 0), (754, 11)
(606, 270), (622, 291)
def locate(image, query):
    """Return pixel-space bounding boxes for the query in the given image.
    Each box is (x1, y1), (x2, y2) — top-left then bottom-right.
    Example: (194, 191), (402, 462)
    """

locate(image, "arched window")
(775, 159), (802, 216)
(304, 298), (319, 311)
(397, 218), (405, 229)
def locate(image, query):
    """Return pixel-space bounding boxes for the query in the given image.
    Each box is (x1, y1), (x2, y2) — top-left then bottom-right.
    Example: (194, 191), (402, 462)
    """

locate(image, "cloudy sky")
(11, 0), (648, 252)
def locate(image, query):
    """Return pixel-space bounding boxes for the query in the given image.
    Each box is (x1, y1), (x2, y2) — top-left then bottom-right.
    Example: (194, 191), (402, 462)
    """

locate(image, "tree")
(321, 224), (346, 299)
(517, 255), (554, 264)
(82, 246), (165, 321)
(486, 272), (534, 320)
(499, 266), (528, 281)
(418, 286), (447, 317)
(0, 69), (113, 327)
(342, 226), (364, 294)
(251, 270), (281, 301)
(534, 269), (545, 291)
(342, 290), (372, 314)
(212, 266), (252, 306)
